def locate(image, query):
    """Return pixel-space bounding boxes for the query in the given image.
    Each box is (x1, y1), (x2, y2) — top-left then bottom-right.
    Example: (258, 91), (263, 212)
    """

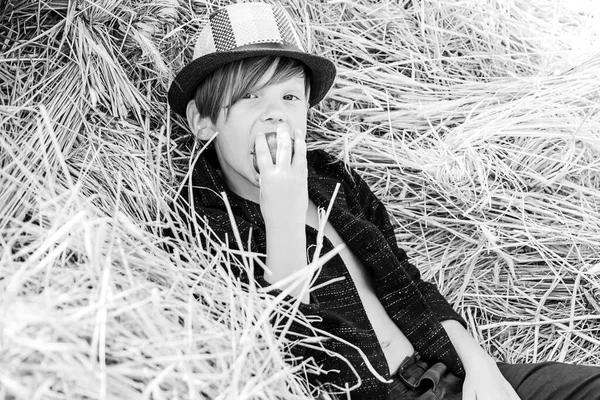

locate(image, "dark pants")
(387, 353), (600, 400)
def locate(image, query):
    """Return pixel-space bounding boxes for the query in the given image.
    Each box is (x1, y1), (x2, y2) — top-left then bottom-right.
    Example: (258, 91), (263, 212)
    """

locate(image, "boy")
(168, 2), (600, 399)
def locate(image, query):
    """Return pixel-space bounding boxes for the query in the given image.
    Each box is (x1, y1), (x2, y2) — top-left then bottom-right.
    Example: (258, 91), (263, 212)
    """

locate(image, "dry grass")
(1, 0), (600, 399)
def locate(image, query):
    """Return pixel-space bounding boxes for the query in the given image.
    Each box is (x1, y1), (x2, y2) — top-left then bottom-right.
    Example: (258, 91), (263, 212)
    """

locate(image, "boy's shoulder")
(307, 148), (359, 188)
(308, 148), (344, 174)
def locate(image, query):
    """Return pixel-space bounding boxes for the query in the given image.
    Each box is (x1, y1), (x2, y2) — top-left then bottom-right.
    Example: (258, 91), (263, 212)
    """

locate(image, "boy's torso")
(306, 200), (414, 374)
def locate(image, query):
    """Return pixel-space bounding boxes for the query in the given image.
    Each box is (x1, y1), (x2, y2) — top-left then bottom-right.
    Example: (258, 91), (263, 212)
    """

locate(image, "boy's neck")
(222, 171), (261, 204)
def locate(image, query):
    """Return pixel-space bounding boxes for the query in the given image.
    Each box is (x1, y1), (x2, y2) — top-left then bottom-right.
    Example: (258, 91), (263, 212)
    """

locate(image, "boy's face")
(202, 71), (308, 202)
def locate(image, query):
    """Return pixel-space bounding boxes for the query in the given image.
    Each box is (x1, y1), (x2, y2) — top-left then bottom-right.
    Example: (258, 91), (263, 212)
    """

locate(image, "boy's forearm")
(263, 222), (310, 303)
(441, 319), (494, 372)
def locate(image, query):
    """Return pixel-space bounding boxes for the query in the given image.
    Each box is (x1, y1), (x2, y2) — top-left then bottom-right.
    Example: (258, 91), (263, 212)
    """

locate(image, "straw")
(2, 0), (600, 398)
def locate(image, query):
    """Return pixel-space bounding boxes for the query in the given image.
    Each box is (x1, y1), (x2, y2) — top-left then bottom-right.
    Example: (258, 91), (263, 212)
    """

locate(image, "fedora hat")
(168, 2), (337, 117)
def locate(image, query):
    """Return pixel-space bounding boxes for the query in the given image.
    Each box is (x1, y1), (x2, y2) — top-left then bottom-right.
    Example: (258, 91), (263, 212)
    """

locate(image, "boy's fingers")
(275, 128), (293, 166)
(256, 129), (305, 174)
(255, 132), (274, 171)
(292, 129), (307, 168)
(294, 129), (306, 152)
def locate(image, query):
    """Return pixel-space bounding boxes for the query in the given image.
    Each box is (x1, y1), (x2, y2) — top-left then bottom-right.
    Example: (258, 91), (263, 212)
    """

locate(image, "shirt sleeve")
(341, 161), (467, 327)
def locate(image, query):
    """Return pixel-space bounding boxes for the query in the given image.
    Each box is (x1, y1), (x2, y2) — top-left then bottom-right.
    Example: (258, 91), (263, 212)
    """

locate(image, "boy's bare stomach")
(307, 202), (415, 374)
(338, 240), (415, 374)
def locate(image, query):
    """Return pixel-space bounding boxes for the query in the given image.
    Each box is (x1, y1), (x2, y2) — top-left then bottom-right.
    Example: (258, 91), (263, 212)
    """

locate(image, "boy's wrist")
(264, 218), (306, 231)
(441, 320), (493, 371)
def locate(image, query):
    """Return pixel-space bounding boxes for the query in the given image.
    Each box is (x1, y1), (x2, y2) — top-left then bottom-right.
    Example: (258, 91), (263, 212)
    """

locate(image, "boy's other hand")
(462, 356), (521, 400)
(255, 128), (308, 229)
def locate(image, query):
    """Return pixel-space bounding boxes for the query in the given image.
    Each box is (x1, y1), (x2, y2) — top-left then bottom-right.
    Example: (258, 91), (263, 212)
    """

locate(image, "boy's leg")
(498, 361), (600, 400)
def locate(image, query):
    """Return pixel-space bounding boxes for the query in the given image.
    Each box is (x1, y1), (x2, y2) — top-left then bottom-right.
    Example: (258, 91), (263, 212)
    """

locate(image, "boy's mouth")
(251, 131), (295, 173)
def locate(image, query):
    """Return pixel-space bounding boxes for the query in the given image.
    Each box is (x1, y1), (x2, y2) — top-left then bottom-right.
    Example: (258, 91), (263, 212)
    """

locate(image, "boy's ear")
(186, 100), (216, 141)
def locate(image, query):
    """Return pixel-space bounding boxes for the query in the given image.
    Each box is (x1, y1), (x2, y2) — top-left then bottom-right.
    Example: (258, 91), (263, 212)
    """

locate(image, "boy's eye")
(241, 93), (257, 99)
(283, 94), (301, 101)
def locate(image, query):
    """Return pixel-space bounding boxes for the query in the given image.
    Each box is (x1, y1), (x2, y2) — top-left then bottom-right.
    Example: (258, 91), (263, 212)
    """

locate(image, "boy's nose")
(260, 100), (286, 122)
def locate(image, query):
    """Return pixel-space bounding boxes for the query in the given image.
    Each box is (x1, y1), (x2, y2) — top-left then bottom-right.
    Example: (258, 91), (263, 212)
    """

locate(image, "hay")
(1, 0), (599, 399)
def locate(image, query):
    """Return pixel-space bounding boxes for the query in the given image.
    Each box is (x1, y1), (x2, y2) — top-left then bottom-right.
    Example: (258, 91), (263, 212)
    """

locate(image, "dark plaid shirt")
(180, 148), (466, 399)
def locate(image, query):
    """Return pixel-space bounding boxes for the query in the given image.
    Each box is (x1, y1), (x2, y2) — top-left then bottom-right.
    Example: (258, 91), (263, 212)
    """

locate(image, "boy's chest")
(306, 201), (371, 292)
(306, 201), (414, 372)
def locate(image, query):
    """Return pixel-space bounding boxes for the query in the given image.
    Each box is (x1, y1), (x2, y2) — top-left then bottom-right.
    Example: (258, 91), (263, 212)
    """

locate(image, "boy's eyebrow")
(250, 80), (305, 93)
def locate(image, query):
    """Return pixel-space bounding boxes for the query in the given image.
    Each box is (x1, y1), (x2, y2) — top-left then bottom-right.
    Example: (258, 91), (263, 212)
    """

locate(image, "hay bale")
(1, 0), (599, 398)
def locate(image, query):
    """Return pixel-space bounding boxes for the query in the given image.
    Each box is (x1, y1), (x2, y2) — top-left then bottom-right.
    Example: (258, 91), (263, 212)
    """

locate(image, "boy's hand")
(441, 320), (521, 400)
(255, 128), (308, 229)
(462, 357), (521, 400)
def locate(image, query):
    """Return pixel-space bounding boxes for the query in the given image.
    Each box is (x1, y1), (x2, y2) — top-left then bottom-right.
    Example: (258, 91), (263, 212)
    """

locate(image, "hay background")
(1, 0), (600, 399)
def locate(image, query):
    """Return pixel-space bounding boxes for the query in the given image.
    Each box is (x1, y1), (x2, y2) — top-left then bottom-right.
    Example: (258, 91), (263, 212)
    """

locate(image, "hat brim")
(168, 45), (336, 117)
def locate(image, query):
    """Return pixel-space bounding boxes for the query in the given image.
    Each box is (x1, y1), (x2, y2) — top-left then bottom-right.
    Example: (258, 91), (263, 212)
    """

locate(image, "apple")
(252, 131), (295, 173)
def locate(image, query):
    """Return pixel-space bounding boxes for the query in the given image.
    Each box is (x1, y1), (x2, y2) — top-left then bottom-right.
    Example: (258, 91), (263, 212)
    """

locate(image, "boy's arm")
(257, 130), (311, 303)
(262, 222), (310, 303)
(343, 162), (518, 397)
(442, 320), (521, 399)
